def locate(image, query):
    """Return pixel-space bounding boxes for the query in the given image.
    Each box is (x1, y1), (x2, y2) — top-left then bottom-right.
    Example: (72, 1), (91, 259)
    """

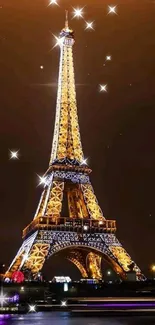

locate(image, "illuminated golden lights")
(23, 243), (50, 274)
(81, 183), (105, 220)
(50, 33), (84, 164)
(109, 246), (140, 276)
(67, 251), (88, 278)
(6, 15), (144, 283)
(87, 252), (102, 279)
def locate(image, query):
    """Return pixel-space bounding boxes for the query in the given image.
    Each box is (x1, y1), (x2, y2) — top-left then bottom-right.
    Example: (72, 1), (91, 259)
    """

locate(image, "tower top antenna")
(65, 10), (69, 29)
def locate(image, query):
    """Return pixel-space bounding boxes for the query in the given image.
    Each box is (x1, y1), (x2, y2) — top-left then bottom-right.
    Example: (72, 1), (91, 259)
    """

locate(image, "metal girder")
(86, 252), (102, 280)
(23, 243), (50, 274)
(49, 33), (83, 164)
(81, 183), (105, 220)
(67, 184), (89, 219)
(67, 250), (88, 278)
(45, 180), (64, 218)
(109, 246), (141, 275)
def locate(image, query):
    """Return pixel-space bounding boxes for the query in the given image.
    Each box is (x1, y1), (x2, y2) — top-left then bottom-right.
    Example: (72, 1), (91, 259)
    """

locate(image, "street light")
(151, 265), (155, 279)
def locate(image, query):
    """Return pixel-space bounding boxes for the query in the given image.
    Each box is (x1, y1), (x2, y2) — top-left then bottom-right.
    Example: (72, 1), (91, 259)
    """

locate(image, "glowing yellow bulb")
(152, 265), (155, 272)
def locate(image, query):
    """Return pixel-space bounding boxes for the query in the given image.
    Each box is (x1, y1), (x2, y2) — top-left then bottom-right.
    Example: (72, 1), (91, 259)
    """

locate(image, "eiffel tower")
(6, 13), (144, 281)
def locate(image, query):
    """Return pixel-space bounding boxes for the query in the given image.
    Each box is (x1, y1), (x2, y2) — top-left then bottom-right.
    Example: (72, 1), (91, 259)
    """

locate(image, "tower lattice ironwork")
(6, 14), (144, 281)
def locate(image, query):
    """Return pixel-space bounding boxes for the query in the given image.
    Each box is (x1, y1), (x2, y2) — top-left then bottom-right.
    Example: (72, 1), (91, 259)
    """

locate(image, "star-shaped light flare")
(72, 7), (84, 19)
(9, 150), (19, 160)
(52, 35), (64, 49)
(85, 21), (94, 30)
(38, 175), (47, 186)
(81, 158), (88, 165)
(0, 293), (7, 307)
(29, 305), (36, 312)
(106, 55), (112, 61)
(99, 84), (108, 92)
(48, 0), (59, 6)
(61, 300), (67, 307)
(108, 5), (117, 15)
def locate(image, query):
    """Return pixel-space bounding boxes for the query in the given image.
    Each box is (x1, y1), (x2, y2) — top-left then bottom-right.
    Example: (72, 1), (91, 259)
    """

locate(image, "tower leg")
(86, 252), (102, 280)
(67, 250), (88, 278)
(5, 232), (38, 278)
(6, 232), (50, 279)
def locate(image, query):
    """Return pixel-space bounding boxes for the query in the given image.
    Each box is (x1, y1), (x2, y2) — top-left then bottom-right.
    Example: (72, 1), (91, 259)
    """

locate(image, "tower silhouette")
(6, 14), (144, 281)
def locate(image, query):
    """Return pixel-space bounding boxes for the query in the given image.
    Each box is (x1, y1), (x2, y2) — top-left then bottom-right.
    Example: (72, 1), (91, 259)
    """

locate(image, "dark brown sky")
(0, 0), (155, 278)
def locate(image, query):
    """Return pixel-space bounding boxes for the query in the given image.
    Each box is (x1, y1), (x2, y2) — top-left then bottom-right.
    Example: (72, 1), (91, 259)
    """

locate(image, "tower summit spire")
(65, 10), (69, 30)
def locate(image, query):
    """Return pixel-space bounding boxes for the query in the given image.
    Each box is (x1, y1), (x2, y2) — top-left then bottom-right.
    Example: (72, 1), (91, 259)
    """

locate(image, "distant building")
(80, 278), (99, 284)
(52, 276), (71, 283)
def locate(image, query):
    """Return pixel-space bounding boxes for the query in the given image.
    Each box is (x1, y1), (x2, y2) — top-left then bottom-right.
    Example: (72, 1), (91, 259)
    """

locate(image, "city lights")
(20, 286), (25, 292)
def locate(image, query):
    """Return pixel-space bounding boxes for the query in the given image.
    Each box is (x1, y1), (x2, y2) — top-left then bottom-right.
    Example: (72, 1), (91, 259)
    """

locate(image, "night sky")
(1, 0), (155, 279)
